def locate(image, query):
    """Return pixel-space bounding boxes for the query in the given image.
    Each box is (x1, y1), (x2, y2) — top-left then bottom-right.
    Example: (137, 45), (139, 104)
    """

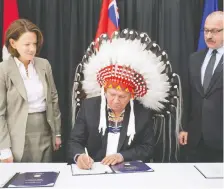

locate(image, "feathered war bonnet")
(82, 29), (171, 145)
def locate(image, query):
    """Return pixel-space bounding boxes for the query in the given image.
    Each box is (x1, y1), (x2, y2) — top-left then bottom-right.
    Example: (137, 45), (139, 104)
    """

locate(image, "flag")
(2, 0), (19, 60)
(95, 0), (119, 41)
(197, 0), (218, 51)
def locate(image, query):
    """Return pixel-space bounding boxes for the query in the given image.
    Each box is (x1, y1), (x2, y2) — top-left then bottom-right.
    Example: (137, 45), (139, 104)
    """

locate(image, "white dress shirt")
(201, 46), (224, 84)
(0, 58), (46, 160)
(106, 108), (125, 156)
(106, 132), (120, 155)
(14, 57), (46, 113)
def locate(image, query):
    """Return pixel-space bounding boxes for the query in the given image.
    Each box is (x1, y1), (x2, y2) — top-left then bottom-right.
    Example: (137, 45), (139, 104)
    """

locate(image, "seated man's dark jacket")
(67, 96), (154, 164)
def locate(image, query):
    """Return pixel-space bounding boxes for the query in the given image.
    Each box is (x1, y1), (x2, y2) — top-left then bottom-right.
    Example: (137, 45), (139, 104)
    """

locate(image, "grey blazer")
(0, 56), (61, 161)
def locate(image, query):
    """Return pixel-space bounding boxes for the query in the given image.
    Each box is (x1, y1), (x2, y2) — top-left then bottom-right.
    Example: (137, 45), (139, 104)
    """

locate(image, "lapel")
(33, 58), (48, 100)
(117, 103), (130, 152)
(193, 50), (207, 97)
(205, 55), (223, 95)
(7, 56), (28, 100)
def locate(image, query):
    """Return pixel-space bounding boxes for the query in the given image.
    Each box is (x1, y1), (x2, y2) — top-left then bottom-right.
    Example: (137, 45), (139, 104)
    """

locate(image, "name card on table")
(3, 171), (59, 188)
(194, 164), (223, 179)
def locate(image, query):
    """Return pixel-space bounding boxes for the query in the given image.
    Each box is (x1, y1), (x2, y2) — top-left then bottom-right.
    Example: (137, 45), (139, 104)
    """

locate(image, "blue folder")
(111, 161), (154, 173)
(3, 171), (59, 188)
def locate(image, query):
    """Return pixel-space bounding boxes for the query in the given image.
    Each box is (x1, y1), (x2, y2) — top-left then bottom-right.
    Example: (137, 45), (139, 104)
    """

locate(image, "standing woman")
(0, 19), (61, 162)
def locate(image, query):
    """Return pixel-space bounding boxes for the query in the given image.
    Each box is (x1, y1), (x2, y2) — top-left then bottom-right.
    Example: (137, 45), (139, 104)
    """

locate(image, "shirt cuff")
(56, 134), (61, 137)
(74, 154), (81, 163)
(118, 153), (124, 161)
(0, 148), (12, 160)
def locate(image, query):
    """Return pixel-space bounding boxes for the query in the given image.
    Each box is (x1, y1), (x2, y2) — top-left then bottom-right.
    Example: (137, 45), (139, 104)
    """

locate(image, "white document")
(195, 163), (223, 179)
(0, 171), (15, 187)
(71, 162), (113, 175)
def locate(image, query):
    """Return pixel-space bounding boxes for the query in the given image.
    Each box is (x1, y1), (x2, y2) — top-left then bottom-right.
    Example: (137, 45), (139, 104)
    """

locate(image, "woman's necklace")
(25, 67), (29, 78)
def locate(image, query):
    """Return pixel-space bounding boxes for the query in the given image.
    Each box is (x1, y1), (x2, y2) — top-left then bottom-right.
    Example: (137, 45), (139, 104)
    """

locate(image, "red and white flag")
(2, 0), (19, 60)
(95, 0), (119, 41)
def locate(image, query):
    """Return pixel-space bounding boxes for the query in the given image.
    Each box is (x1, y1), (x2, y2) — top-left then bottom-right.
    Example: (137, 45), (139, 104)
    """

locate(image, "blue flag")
(197, 0), (218, 51)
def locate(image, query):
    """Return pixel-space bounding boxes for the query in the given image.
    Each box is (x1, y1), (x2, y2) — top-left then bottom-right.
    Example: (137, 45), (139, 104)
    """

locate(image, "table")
(0, 163), (223, 189)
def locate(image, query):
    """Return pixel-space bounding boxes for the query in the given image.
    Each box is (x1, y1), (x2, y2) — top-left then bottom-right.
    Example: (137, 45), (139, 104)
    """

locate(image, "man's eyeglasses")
(203, 28), (223, 35)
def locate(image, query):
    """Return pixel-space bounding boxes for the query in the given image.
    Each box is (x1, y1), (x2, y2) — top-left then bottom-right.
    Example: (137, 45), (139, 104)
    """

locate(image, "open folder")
(71, 161), (154, 176)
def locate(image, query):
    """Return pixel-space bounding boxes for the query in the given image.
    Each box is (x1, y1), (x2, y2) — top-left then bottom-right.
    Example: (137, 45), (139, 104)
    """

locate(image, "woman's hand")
(1, 156), (13, 163)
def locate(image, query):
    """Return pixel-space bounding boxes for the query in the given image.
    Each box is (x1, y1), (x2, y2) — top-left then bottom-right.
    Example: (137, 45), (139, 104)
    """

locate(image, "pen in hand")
(84, 147), (91, 170)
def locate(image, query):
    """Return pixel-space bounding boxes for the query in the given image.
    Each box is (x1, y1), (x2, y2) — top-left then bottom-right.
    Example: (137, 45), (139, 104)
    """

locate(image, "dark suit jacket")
(67, 96), (154, 164)
(184, 49), (223, 150)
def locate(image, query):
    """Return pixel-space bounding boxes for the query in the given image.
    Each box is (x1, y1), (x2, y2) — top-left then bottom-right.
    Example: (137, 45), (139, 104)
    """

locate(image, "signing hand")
(77, 154), (94, 170)
(101, 153), (124, 166)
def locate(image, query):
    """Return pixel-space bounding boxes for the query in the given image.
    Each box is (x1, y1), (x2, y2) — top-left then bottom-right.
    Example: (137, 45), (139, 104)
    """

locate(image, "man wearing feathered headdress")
(67, 30), (170, 169)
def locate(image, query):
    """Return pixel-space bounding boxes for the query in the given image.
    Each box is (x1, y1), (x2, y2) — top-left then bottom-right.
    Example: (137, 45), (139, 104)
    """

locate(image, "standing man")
(179, 11), (223, 162)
